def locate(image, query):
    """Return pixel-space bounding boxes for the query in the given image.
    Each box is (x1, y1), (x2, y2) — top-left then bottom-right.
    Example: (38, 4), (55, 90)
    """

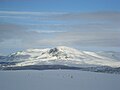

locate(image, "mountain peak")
(23, 46), (81, 59)
(47, 46), (81, 60)
(1, 46), (120, 67)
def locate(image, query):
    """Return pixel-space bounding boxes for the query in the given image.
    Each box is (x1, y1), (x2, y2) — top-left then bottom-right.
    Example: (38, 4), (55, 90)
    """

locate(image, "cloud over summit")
(0, 11), (120, 54)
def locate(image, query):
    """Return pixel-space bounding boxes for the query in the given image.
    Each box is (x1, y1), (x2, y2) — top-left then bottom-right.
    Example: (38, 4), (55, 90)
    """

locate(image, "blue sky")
(0, 0), (120, 55)
(0, 0), (120, 12)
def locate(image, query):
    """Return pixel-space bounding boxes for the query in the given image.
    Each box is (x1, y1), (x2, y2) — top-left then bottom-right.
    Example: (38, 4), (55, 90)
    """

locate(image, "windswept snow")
(0, 70), (120, 90)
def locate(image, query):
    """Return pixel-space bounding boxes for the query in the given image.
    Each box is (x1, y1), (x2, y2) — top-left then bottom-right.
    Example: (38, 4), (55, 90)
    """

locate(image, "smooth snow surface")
(0, 70), (120, 90)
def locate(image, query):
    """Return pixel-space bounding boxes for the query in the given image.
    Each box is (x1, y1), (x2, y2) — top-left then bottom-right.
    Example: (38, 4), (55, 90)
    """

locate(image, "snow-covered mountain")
(0, 46), (120, 68)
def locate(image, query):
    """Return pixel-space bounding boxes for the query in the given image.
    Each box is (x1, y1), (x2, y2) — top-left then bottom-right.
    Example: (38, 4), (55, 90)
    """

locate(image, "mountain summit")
(1, 46), (120, 68)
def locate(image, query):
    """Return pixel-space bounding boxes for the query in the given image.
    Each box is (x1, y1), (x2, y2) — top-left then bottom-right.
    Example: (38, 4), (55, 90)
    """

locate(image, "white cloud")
(0, 11), (67, 16)
(0, 11), (120, 54)
(32, 30), (67, 33)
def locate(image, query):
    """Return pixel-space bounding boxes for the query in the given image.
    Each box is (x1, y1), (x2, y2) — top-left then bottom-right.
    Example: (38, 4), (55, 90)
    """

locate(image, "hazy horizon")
(0, 0), (120, 55)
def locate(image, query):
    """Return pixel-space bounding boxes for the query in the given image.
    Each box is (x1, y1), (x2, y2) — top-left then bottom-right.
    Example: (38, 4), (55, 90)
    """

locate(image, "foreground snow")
(0, 70), (120, 90)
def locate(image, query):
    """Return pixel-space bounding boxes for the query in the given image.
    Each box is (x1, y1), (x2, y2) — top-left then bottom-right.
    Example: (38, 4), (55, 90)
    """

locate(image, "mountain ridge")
(0, 46), (120, 68)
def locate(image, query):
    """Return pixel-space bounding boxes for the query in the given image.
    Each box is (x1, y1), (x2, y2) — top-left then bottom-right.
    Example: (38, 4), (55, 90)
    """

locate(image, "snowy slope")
(0, 46), (120, 68)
